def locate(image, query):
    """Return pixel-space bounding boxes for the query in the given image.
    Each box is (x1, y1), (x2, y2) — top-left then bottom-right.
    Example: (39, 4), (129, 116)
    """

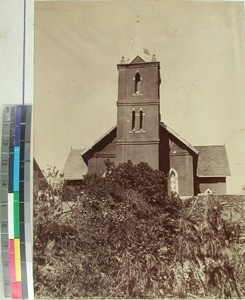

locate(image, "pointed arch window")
(140, 110), (143, 131)
(130, 109), (145, 133)
(135, 72), (142, 94)
(169, 168), (179, 194)
(132, 110), (136, 131)
(204, 188), (212, 194)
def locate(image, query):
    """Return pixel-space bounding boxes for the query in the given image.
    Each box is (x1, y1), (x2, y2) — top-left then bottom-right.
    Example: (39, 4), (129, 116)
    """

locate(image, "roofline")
(62, 148), (88, 180)
(160, 122), (198, 154)
(69, 148), (87, 154)
(117, 59), (159, 68)
(197, 174), (231, 178)
(83, 125), (117, 156)
(83, 123), (198, 157)
(195, 144), (227, 148)
(82, 124), (230, 164)
(195, 144), (231, 177)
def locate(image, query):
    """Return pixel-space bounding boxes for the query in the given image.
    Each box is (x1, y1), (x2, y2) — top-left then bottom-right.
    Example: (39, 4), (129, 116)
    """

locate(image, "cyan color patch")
(13, 146), (20, 192)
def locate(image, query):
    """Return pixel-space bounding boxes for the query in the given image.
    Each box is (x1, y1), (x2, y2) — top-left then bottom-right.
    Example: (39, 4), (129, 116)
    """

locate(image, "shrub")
(34, 161), (183, 298)
(174, 194), (243, 298)
(34, 162), (245, 298)
(82, 161), (182, 216)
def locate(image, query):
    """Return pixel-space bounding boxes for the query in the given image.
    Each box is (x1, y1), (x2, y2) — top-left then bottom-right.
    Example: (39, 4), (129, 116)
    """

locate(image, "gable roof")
(83, 123), (199, 158)
(63, 148), (87, 180)
(195, 145), (230, 177)
(82, 125), (117, 164)
(86, 125), (117, 151)
(78, 125), (230, 179)
(160, 122), (198, 154)
(130, 56), (147, 64)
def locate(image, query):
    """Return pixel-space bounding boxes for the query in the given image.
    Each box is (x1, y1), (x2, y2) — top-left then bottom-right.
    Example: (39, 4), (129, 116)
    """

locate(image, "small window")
(135, 73), (142, 94)
(204, 188), (212, 194)
(132, 110), (136, 131)
(140, 110), (143, 130)
(169, 168), (179, 194)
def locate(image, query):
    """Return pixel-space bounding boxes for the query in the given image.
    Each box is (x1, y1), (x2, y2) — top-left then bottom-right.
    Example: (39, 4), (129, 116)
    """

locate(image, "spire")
(120, 17), (156, 64)
(131, 18), (145, 55)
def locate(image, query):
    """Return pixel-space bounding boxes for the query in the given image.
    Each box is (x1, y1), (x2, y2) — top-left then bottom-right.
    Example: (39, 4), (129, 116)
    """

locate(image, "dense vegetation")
(34, 161), (245, 298)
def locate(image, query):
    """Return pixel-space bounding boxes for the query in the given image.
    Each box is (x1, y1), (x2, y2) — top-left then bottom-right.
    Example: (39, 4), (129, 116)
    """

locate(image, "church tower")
(81, 20), (230, 197)
(116, 21), (161, 170)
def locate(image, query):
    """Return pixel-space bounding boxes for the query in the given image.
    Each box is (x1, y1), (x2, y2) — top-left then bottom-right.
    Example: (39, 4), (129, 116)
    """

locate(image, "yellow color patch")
(14, 239), (22, 281)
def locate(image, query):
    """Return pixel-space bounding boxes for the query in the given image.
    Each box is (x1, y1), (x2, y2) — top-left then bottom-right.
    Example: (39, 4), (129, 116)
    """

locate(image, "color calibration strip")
(0, 105), (34, 299)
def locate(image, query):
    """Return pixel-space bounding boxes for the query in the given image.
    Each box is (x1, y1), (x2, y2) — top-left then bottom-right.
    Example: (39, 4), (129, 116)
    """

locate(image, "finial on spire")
(120, 17), (157, 64)
(120, 56), (125, 64)
(151, 54), (157, 62)
(131, 17), (143, 53)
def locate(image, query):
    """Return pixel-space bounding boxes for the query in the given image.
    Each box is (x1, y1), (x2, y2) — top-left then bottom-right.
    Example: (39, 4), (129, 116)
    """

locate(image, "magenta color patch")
(9, 239), (15, 253)
(12, 282), (23, 299)
(9, 239), (16, 281)
(9, 251), (16, 282)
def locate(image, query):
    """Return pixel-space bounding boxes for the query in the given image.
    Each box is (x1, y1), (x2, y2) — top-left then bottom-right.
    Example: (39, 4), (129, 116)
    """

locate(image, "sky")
(34, 0), (245, 194)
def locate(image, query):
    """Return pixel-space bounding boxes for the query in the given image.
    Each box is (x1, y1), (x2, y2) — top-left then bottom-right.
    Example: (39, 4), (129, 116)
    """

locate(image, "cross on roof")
(121, 18), (153, 64)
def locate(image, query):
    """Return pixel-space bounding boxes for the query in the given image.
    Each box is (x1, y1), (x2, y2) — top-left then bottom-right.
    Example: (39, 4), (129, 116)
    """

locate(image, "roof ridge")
(195, 144), (225, 147)
(70, 148), (87, 154)
(86, 125), (117, 150)
(160, 122), (198, 154)
(71, 148), (87, 150)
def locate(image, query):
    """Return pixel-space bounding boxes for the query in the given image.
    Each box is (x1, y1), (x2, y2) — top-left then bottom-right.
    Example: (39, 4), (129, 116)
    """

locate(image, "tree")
(34, 161), (244, 298)
(34, 161), (182, 298)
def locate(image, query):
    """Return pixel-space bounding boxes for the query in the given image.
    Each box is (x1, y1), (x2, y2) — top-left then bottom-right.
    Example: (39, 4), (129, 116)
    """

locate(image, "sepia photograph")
(33, 0), (245, 298)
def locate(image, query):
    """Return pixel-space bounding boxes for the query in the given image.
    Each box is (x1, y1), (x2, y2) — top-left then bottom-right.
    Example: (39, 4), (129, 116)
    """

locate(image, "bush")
(61, 182), (83, 201)
(174, 194), (244, 298)
(34, 161), (183, 298)
(82, 161), (182, 216)
(34, 162), (245, 298)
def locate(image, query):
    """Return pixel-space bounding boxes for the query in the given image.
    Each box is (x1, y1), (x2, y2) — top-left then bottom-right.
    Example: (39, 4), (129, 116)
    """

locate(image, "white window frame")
(169, 168), (179, 194)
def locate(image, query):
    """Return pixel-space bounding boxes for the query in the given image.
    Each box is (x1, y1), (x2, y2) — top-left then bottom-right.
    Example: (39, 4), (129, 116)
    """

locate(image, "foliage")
(34, 162), (245, 299)
(33, 159), (48, 198)
(82, 161), (181, 216)
(242, 184), (245, 194)
(61, 182), (83, 202)
(174, 194), (243, 298)
(42, 165), (65, 194)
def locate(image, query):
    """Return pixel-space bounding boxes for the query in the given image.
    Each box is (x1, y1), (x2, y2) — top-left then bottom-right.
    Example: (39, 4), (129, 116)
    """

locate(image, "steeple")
(116, 19), (161, 170)
(120, 18), (156, 64)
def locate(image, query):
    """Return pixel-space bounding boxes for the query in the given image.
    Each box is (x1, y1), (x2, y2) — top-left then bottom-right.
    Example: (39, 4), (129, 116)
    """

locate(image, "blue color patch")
(14, 105), (22, 146)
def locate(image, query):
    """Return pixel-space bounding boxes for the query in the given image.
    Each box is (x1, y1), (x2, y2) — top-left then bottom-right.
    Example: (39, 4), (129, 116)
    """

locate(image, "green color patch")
(14, 192), (19, 203)
(14, 201), (20, 238)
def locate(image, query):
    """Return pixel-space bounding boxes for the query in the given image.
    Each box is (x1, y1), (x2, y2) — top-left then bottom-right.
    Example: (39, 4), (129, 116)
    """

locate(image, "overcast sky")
(34, 0), (245, 193)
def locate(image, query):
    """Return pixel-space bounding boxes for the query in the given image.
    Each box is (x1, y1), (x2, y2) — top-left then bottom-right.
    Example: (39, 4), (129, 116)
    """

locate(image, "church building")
(63, 22), (230, 197)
